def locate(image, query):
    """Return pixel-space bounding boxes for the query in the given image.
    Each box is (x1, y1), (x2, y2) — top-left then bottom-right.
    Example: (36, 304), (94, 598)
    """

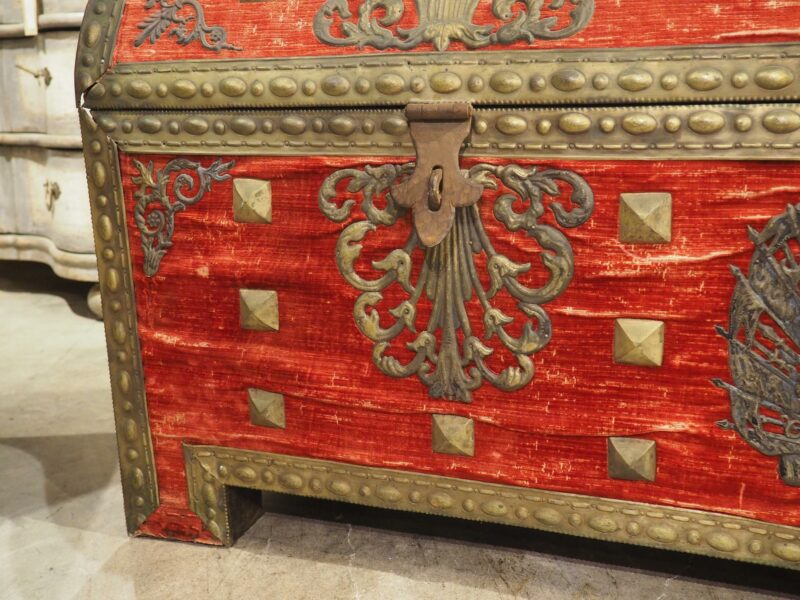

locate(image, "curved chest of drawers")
(1, 2), (96, 282)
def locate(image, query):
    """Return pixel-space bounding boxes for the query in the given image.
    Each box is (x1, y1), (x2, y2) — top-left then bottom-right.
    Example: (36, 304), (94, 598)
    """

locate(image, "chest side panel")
(118, 152), (800, 539)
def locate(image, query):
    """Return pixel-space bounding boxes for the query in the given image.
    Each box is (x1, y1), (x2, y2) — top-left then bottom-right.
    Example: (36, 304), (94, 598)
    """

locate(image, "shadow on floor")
(0, 433), (119, 528)
(249, 492), (799, 598)
(0, 260), (95, 319)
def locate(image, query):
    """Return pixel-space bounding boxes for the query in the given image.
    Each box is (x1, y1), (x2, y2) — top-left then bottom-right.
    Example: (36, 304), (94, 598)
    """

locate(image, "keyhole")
(428, 166), (444, 212)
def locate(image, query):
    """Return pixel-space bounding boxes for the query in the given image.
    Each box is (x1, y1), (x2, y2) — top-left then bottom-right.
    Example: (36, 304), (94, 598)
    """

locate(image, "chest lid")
(77, 0), (800, 111)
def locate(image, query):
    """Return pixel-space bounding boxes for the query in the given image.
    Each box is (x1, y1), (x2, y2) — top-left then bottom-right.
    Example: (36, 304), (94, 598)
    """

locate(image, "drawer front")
(1, 31), (81, 135)
(0, 146), (93, 254)
(115, 150), (799, 537)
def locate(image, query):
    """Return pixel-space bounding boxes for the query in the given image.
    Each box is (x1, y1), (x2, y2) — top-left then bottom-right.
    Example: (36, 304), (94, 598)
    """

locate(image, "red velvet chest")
(78, 0), (800, 568)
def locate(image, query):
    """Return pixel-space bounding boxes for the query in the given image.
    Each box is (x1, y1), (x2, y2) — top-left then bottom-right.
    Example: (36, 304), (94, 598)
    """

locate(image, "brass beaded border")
(184, 444), (800, 568)
(79, 109), (159, 533)
(83, 45), (800, 111)
(75, 0), (124, 106)
(93, 104), (800, 160)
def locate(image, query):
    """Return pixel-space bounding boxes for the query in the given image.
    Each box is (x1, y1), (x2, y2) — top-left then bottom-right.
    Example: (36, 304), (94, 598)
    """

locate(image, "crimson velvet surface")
(113, 0), (800, 65)
(118, 153), (800, 542)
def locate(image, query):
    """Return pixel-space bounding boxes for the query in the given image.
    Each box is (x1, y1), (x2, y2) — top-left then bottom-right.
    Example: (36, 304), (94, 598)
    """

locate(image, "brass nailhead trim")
(84, 46), (800, 111)
(79, 107), (159, 532)
(95, 104), (800, 160)
(184, 444), (800, 568)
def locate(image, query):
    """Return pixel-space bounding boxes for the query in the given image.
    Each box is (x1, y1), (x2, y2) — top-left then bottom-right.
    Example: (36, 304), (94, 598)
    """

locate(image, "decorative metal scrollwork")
(715, 204), (800, 486)
(134, 0), (242, 51)
(319, 162), (593, 402)
(313, 0), (595, 52)
(132, 158), (234, 276)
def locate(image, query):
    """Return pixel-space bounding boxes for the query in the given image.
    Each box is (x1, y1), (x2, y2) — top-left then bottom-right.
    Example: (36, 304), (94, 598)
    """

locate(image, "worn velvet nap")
(116, 152), (800, 542)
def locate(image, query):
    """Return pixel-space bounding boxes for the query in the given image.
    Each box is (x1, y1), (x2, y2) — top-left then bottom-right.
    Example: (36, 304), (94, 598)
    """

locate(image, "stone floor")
(0, 260), (797, 600)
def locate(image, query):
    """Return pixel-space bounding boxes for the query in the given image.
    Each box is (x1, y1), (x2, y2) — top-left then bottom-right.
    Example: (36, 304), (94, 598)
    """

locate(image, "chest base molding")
(184, 444), (800, 568)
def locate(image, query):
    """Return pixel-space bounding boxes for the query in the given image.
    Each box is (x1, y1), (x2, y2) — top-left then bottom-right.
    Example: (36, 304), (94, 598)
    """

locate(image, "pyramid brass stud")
(608, 437), (656, 482)
(233, 178), (272, 224)
(240, 289), (279, 331)
(432, 414), (474, 457)
(619, 192), (672, 244)
(614, 318), (665, 367)
(247, 389), (286, 429)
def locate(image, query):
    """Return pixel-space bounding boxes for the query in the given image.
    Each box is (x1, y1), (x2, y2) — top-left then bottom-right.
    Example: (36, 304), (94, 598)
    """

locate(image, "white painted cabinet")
(0, 0), (97, 296)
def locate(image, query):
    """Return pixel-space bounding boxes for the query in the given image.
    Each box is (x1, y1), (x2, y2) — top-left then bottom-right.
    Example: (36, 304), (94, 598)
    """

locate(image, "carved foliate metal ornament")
(135, 0), (242, 51)
(319, 160), (593, 402)
(715, 204), (800, 486)
(132, 158), (234, 276)
(313, 0), (595, 51)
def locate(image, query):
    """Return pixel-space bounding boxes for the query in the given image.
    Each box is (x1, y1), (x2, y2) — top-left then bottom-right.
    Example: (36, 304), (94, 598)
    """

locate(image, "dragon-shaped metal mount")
(715, 204), (800, 486)
(319, 103), (593, 402)
(134, 0), (242, 51)
(132, 158), (234, 276)
(314, 0), (595, 52)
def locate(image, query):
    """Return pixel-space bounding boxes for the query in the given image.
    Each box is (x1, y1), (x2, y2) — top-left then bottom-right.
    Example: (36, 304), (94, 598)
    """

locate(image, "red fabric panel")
(113, 0), (800, 66)
(121, 153), (800, 540)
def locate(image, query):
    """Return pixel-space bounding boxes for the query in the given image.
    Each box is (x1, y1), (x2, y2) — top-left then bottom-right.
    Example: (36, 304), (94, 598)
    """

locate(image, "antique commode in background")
(77, 0), (800, 569)
(2, 0), (100, 314)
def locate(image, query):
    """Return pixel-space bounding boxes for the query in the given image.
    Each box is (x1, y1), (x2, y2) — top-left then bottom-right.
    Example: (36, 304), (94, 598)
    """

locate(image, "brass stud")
(599, 117), (615, 133)
(489, 70), (523, 93)
(247, 389), (286, 429)
(410, 76), (425, 93)
(240, 289), (279, 331)
(536, 118), (552, 135)
(233, 178), (272, 224)
(664, 116), (681, 133)
(529, 74), (546, 92)
(613, 319), (665, 368)
(432, 414), (474, 457)
(621, 113), (658, 135)
(467, 75), (485, 93)
(301, 80), (317, 95)
(688, 111), (725, 135)
(735, 115), (753, 132)
(617, 68), (653, 92)
(375, 73), (405, 95)
(755, 65), (794, 90)
(660, 73), (679, 90)
(608, 437), (656, 482)
(619, 192), (672, 244)
(355, 77), (370, 94)
(686, 67), (723, 91)
(731, 71), (749, 89)
(551, 68), (586, 91)
(496, 115), (527, 135)
(430, 71), (462, 93)
(592, 73), (610, 90)
(763, 109), (800, 134)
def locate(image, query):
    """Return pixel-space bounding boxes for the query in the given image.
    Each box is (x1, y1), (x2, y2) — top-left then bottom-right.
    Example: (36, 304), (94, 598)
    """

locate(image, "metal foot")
(87, 283), (102, 319)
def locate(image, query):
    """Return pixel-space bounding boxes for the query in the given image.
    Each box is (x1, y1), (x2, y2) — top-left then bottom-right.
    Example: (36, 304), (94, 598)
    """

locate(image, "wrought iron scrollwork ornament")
(715, 204), (800, 486)
(319, 162), (593, 402)
(313, 0), (595, 51)
(132, 158), (234, 276)
(134, 0), (242, 51)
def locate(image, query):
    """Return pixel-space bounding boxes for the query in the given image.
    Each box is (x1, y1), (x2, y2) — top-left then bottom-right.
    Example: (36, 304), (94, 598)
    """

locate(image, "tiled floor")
(0, 261), (796, 600)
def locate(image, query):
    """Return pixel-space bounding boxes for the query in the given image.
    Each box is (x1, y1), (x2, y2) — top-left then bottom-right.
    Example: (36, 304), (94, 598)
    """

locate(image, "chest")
(79, 0), (800, 569)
